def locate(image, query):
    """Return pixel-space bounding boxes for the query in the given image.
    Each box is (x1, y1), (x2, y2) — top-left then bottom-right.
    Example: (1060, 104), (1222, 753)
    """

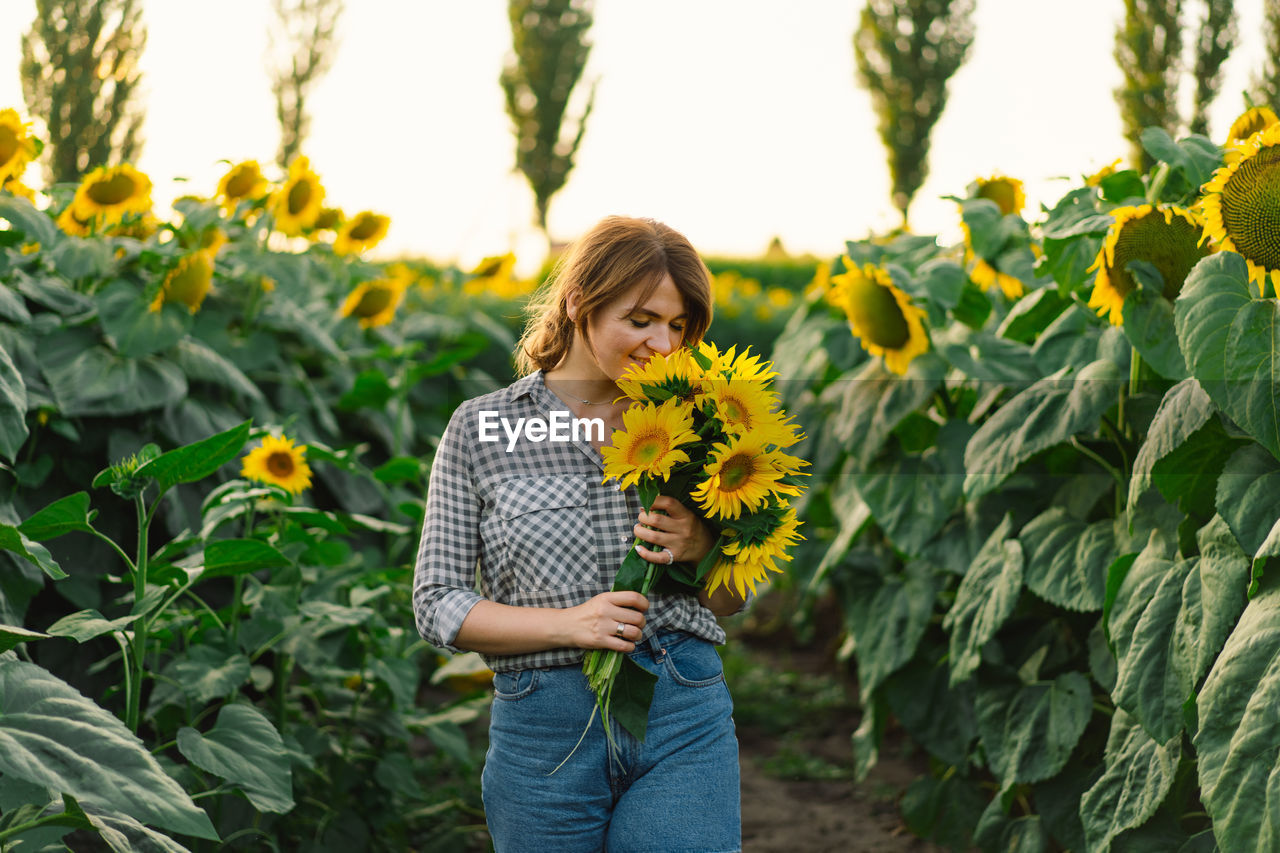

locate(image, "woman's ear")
(566, 291), (579, 323)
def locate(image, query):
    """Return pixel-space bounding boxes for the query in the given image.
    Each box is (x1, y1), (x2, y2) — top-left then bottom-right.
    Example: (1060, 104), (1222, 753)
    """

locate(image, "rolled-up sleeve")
(412, 405), (485, 653)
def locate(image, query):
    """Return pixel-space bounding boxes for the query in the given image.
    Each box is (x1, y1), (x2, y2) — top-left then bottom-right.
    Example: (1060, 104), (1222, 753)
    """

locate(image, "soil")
(733, 637), (947, 853)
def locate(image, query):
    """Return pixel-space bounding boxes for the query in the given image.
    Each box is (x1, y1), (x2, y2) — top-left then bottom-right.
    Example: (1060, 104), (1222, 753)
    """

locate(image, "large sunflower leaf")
(1216, 442), (1280, 555)
(1079, 709), (1182, 853)
(0, 524), (66, 580)
(975, 671), (1092, 789)
(852, 421), (971, 557)
(832, 356), (943, 470)
(1150, 418), (1241, 519)
(0, 659), (218, 840)
(96, 280), (189, 359)
(1019, 508), (1115, 611)
(838, 559), (938, 702)
(899, 773), (986, 851)
(942, 515), (1023, 685)
(43, 347), (187, 417)
(177, 704), (293, 814)
(0, 343), (28, 464)
(1193, 584), (1280, 852)
(0, 624), (49, 653)
(973, 800), (1049, 853)
(17, 491), (96, 541)
(884, 655), (977, 768)
(0, 195), (57, 245)
(147, 645), (252, 714)
(1108, 516), (1249, 744)
(1127, 379), (1216, 515)
(963, 359), (1123, 500)
(170, 338), (265, 403)
(1122, 286), (1188, 380)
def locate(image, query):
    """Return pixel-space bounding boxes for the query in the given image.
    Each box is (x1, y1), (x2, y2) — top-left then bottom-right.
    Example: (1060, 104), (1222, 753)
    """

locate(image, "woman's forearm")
(452, 600), (573, 655)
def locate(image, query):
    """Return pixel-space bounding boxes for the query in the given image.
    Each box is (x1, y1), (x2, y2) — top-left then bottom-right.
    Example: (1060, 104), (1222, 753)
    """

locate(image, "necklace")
(549, 381), (618, 406)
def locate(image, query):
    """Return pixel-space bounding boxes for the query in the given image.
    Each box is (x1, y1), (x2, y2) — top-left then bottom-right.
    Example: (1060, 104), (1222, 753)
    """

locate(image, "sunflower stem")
(1146, 163), (1171, 204)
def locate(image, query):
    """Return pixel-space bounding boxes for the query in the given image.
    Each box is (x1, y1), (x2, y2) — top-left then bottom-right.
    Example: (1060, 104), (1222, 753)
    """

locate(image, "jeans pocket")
(492, 668), (541, 701)
(663, 637), (725, 688)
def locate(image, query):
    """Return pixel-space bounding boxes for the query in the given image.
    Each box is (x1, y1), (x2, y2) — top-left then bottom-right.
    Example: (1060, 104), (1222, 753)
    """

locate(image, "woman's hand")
(563, 591), (649, 652)
(632, 495), (715, 567)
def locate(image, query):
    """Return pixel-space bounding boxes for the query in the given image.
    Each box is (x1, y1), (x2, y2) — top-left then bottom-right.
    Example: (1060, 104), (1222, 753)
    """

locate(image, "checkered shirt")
(412, 370), (727, 672)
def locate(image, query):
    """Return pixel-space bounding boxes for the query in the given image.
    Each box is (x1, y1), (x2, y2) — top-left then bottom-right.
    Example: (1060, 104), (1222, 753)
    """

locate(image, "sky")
(0, 1), (1269, 272)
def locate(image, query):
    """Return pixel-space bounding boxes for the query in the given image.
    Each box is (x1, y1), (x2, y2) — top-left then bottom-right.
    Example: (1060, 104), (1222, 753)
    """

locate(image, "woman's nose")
(648, 326), (679, 355)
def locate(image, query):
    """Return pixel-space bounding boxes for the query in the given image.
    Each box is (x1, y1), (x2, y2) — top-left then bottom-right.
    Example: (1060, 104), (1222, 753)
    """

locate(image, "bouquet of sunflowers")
(585, 341), (808, 746)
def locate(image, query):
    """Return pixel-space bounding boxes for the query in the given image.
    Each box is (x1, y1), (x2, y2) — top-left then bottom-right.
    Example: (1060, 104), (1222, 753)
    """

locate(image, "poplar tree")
(268, 0), (344, 171)
(20, 0), (146, 185)
(500, 0), (597, 238)
(853, 0), (976, 226)
(1251, 0), (1280, 110)
(1189, 0), (1236, 137)
(1114, 0), (1184, 170)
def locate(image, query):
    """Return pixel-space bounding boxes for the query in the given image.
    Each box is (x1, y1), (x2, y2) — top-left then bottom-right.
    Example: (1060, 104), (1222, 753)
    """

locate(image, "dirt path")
(730, 634), (946, 853)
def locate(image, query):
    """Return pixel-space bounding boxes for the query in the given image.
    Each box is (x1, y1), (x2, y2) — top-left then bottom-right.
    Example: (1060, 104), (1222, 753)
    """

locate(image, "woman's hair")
(515, 216), (713, 375)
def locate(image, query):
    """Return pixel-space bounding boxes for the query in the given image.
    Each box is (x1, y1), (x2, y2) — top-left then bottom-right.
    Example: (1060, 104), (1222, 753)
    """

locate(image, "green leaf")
(976, 671), (1092, 789)
(1151, 418), (1241, 519)
(1216, 442), (1280, 555)
(833, 356), (943, 470)
(372, 456), (423, 485)
(0, 524), (67, 579)
(1108, 516), (1249, 743)
(0, 624), (50, 653)
(0, 195), (57, 245)
(75, 799), (195, 853)
(1122, 287), (1188, 380)
(900, 773), (986, 850)
(18, 492), (96, 541)
(45, 609), (139, 643)
(0, 343), (28, 464)
(1127, 379), (1216, 515)
(973, 802), (1049, 853)
(1019, 508), (1115, 611)
(1194, 583), (1280, 851)
(196, 538), (291, 581)
(177, 704), (294, 813)
(171, 338), (265, 403)
(147, 646), (252, 713)
(1031, 305), (1102, 376)
(964, 359), (1123, 500)
(997, 287), (1069, 344)
(884, 655), (977, 768)
(44, 347), (187, 417)
(96, 279), (189, 358)
(1040, 187), (1114, 239)
(943, 515), (1023, 685)
(0, 659), (219, 840)
(46, 238), (113, 281)
(134, 420), (251, 493)
(1079, 709), (1182, 853)
(839, 560), (938, 702)
(337, 370), (394, 411)
(608, 656), (658, 742)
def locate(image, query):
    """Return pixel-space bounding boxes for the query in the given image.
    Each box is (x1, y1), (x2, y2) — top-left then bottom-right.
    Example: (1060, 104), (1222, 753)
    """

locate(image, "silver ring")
(664, 547), (674, 565)
(615, 622), (626, 638)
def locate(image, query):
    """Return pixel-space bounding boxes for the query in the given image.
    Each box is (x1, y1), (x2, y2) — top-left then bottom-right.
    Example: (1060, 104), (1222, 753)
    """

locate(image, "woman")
(413, 216), (746, 852)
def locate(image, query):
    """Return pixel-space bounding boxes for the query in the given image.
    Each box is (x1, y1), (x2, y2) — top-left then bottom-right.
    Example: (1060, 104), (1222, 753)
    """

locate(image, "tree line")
(13, 0), (1280, 240)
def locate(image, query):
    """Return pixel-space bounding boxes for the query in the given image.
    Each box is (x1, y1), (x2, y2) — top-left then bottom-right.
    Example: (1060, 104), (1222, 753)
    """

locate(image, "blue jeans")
(482, 630), (741, 853)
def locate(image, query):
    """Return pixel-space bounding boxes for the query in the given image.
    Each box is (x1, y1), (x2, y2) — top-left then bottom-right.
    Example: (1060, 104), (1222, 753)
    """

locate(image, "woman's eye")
(629, 318), (650, 328)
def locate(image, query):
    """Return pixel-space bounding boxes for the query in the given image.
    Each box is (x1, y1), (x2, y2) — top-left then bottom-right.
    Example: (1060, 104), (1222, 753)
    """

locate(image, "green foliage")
(268, 0), (345, 171)
(500, 0), (596, 234)
(1114, 0), (1185, 170)
(1189, 0), (1237, 136)
(853, 0), (975, 222)
(20, 0), (146, 184)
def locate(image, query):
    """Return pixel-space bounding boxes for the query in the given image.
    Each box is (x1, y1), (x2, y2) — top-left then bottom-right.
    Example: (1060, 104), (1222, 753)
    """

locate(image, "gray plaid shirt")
(412, 370), (726, 672)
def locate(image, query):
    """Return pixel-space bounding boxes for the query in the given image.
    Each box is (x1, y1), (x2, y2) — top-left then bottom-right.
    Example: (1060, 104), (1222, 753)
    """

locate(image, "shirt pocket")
(495, 476), (598, 591)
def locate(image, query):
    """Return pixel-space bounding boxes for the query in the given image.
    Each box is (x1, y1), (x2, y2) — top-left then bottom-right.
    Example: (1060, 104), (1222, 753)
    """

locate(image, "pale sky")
(0, 1), (1269, 271)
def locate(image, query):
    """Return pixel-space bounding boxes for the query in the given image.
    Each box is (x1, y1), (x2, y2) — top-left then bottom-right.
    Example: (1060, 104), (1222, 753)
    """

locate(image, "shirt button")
(619, 534), (629, 543)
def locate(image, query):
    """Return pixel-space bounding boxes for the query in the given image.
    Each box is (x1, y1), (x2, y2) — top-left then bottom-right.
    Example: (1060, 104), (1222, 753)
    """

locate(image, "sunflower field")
(775, 106), (1280, 851)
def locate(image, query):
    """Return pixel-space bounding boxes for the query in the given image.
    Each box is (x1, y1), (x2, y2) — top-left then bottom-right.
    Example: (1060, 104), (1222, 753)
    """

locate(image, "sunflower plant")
(581, 342), (808, 749)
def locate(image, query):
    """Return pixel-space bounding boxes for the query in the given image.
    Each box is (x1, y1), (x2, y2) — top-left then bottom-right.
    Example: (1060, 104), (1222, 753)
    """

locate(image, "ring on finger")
(663, 547), (674, 565)
(615, 622), (627, 639)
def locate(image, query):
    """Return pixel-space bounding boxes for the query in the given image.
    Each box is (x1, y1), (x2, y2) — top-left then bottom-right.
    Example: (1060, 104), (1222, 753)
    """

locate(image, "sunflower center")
(1109, 211), (1209, 301)
(979, 180), (1019, 216)
(87, 173), (139, 206)
(1221, 146), (1280, 273)
(0, 126), (18, 165)
(631, 431), (669, 467)
(265, 451), (296, 478)
(719, 453), (755, 492)
(225, 167), (257, 199)
(354, 285), (393, 317)
(721, 395), (747, 424)
(349, 216), (382, 240)
(846, 277), (910, 348)
(287, 180), (313, 215)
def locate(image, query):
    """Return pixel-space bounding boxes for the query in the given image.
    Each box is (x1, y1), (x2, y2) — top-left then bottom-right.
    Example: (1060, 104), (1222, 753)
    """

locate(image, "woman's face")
(577, 272), (687, 382)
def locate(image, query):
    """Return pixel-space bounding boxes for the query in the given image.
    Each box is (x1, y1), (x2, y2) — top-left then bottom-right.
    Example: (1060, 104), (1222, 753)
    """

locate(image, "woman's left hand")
(633, 495), (715, 567)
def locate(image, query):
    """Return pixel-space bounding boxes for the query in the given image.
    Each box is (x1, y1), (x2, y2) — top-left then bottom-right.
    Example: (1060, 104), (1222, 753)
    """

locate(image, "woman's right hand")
(564, 591), (648, 652)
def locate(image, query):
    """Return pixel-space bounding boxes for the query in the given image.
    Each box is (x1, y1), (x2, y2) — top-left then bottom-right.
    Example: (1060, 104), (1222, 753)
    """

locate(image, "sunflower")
(691, 434), (807, 521)
(216, 160), (267, 209)
(616, 347), (705, 404)
(0, 109), (38, 186)
(334, 211), (391, 255)
(600, 399), (698, 491)
(1086, 158), (1124, 187)
(1200, 123), (1280, 296)
(698, 375), (798, 445)
(55, 203), (92, 237)
(313, 207), (343, 231)
(241, 434), (312, 494)
(972, 174), (1025, 217)
(69, 164), (152, 227)
(828, 260), (929, 375)
(269, 155), (325, 236)
(339, 275), (409, 328)
(2, 178), (36, 202)
(704, 507), (804, 598)
(1087, 205), (1210, 324)
(971, 257), (1025, 299)
(463, 253), (533, 299)
(1226, 107), (1278, 148)
(150, 249), (216, 314)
